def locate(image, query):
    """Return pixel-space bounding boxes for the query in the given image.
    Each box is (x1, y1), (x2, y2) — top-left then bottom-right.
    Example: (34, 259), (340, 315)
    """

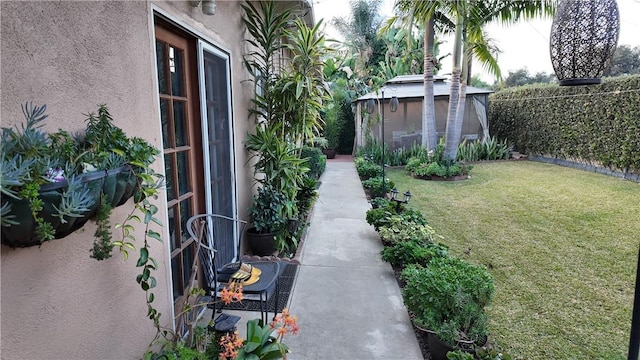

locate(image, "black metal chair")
(186, 214), (281, 324)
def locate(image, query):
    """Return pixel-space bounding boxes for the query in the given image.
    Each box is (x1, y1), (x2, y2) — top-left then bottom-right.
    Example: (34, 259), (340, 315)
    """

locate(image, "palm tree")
(393, 0), (556, 159)
(445, 0), (558, 160)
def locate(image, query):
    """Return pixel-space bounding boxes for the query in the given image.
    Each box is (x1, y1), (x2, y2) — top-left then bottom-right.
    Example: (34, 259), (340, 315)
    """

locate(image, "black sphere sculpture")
(549, 0), (620, 86)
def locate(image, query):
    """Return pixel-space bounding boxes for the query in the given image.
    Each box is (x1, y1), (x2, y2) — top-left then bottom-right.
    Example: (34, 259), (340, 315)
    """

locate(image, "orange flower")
(220, 285), (243, 305)
(219, 330), (244, 359)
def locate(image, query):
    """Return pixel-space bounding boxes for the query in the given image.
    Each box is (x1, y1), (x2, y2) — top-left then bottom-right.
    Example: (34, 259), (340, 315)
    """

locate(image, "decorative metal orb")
(549, 0), (620, 86)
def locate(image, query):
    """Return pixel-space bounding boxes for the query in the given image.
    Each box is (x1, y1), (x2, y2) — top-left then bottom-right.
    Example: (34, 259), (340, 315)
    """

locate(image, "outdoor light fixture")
(390, 188), (412, 211)
(190, 0), (216, 15)
(549, 0), (620, 86)
(365, 99), (375, 114)
(362, 88), (398, 197)
(380, 88), (398, 197)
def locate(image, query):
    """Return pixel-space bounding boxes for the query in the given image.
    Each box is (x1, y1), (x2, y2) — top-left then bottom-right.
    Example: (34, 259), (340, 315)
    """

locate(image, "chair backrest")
(186, 214), (248, 288)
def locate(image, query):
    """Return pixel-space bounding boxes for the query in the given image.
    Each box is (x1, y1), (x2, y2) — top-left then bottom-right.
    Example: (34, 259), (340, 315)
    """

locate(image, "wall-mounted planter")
(1, 170), (111, 248)
(102, 165), (138, 207)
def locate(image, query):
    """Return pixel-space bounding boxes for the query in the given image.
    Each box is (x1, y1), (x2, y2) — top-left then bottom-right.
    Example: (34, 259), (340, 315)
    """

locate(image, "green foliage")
(447, 350), (475, 360)
(475, 347), (514, 360)
(361, 176), (395, 198)
(489, 75), (640, 173)
(300, 146), (326, 180)
(248, 184), (291, 235)
(365, 207), (396, 231)
(357, 139), (428, 167)
(380, 239), (448, 268)
(603, 45), (640, 77)
(379, 219), (439, 245)
(91, 196), (113, 260)
(499, 68), (556, 88)
(236, 319), (289, 360)
(401, 257), (494, 347)
(456, 137), (512, 162)
(413, 161), (472, 178)
(354, 156), (383, 180)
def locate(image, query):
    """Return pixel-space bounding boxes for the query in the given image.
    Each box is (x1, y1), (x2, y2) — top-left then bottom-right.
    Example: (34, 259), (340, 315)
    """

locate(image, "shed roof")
(356, 74), (493, 101)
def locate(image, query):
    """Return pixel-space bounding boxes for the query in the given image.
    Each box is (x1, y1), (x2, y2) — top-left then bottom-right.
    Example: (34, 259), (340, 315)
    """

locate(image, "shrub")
(489, 75), (640, 173)
(405, 156), (425, 173)
(300, 146), (326, 180)
(354, 156), (383, 180)
(365, 207), (395, 231)
(380, 239), (448, 268)
(379, 219), (438, 245)
(361, 176), (395, 198)
(456, 137), (512, 162)
(401, 257), (494, 347)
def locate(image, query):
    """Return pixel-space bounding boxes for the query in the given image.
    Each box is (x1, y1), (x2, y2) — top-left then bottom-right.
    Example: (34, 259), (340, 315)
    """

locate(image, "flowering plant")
(144, 282), (299, 360)
(220, 307), (299, 360)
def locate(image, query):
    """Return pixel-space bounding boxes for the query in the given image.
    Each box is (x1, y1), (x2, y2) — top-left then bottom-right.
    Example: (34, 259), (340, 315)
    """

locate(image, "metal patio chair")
(186, 214), (281, 324)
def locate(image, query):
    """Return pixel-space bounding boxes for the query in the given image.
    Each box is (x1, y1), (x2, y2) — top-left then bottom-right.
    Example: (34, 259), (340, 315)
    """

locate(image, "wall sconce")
(190, 0), (216, 15)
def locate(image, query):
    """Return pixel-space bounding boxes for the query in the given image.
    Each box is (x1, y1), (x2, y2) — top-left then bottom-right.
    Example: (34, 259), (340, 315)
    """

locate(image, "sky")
(313, 0), (640, 84)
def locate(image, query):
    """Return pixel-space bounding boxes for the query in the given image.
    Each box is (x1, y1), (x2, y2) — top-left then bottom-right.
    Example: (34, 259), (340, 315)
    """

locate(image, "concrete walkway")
(285, 159), (423, 359)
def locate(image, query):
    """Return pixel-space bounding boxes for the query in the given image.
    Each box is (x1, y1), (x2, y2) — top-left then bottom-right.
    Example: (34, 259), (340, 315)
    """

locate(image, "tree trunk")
(443, 12), (464, 161)
(450, 27), (471, 161)
(422, 17), (437, 151)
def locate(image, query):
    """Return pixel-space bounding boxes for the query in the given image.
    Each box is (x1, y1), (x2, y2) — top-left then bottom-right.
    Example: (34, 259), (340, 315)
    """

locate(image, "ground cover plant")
(387, 161), (639, 359)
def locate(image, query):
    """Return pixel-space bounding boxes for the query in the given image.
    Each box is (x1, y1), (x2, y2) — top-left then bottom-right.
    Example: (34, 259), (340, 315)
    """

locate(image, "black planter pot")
(102, 165), (138, 207)
(246, 227), (275, 256)
(322, 148), (337, 159)
(1, 170), (106, 248)
(427, 332), (478, 360)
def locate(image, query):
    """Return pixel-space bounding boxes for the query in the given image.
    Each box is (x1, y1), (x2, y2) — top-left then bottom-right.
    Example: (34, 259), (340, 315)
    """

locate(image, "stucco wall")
(1, 1), (255, 359)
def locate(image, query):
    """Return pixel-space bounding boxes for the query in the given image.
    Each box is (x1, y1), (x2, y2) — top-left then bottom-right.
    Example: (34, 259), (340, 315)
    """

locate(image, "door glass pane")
(164, 154), (176, 201)
(171, 256), (181, 299)
(160, 99), (171, 149)
(173, 100), (187, 147)
(169, 46), (185, 97)
(168, 205), (178, 250)
(204, 49), (233, 218)
(182, 242), (195, 286)
(177, 151), (191, 196)
(156, 40), (168, 95)
(180, 198), (192, 243)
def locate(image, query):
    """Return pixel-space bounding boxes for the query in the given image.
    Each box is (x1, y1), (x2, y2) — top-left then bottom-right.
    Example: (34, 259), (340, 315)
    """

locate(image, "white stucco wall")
(0, 1), (254, 358)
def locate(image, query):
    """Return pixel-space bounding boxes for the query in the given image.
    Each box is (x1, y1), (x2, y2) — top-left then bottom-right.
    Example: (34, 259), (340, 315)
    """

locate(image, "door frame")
(151, 6), (240, 330)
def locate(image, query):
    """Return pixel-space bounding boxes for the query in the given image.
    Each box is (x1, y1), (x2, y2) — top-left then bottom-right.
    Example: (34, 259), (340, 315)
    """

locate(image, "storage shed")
(354, 75), (493, 150)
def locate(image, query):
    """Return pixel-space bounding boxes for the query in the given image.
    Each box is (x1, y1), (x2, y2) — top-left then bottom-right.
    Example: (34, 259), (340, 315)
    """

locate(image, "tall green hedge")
(489, 75), (640, 173)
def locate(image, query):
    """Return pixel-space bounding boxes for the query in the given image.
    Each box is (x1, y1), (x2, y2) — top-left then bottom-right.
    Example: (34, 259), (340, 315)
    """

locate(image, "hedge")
(489, 75), (640, 173)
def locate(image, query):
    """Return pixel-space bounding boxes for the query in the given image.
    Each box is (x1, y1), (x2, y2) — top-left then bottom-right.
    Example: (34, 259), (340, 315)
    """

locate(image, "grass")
(387, 161), (639, 360)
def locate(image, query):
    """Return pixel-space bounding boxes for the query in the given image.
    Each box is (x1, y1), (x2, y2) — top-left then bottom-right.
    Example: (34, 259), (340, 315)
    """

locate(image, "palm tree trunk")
(422, 16), (437, 151)
(450, 28), (470, 161)
(443, 10), (464, 161)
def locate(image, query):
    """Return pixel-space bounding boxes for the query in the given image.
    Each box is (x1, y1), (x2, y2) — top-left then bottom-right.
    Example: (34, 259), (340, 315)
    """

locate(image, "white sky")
(313, 0), (640, 84)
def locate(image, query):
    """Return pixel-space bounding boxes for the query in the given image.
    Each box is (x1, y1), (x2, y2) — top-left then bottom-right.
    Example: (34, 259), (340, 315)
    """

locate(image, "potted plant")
(401, 256), (494, 360)
(1, 102), (104, 246)
(246, 184), (291, 256)
(1, 102), (160, 258)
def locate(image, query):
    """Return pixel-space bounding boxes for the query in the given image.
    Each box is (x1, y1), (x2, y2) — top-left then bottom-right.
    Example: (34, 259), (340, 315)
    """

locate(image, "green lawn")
(387, 161), (639, 360)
